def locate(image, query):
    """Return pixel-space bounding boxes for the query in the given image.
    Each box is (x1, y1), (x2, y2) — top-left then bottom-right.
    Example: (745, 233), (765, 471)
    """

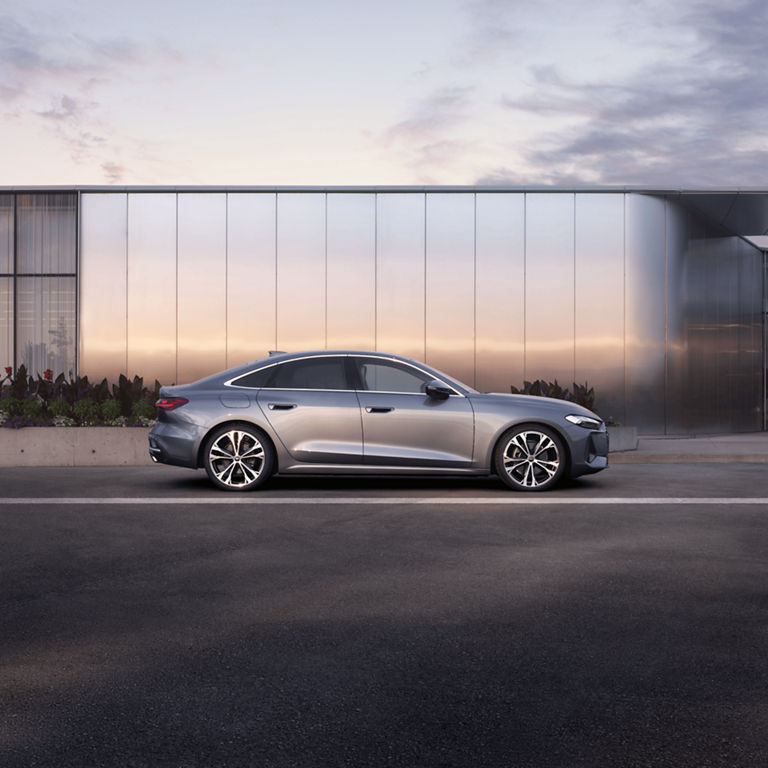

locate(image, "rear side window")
(269, 357), (349, 390)
(231, 366), (275, 389)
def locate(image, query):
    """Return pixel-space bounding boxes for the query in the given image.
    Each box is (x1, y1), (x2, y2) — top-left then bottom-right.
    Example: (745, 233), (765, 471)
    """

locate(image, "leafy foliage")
(510, 379), (596, 411)
(0, 366), (161, 428)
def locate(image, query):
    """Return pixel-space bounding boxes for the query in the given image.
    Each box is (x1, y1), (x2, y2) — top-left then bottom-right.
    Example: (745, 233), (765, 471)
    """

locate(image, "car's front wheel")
(203, 424), (275, 491)
(494, 425), (566, 491)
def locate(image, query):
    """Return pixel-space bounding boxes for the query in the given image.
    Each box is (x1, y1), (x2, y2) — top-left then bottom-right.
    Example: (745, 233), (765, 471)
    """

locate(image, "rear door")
(351, 356), (475, 467)
(255, 355), (363, 464)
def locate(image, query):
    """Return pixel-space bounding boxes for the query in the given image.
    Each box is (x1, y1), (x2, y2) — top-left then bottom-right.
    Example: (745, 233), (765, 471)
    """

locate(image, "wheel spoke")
(240, 443), (264, 460)
(532, 436), (554, 456)
(210, 443), (234, 460)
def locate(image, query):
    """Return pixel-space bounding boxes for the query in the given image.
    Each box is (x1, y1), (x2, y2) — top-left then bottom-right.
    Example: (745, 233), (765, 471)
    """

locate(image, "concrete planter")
(607, 426), (638, 452)
(0, 426), (153, 467)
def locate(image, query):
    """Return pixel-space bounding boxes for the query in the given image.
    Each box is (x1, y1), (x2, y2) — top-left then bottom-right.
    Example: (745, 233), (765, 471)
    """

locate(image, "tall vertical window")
(5, 193), (77, 376)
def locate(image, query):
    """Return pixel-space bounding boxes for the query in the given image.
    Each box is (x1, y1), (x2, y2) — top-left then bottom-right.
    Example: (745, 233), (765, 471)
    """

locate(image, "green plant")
(130, 398), (156, 423)
(510, 379), (596, 411)
(19, 397), (43, 419)
(73, 396), (100, 424)
(48, 397), (72, 419)
(100, 398), (122, 423)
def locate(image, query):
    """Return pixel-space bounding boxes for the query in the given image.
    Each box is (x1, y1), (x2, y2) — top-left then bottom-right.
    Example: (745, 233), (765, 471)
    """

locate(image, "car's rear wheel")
(494, 425), (565, 492)
(203, 424), (275, 491)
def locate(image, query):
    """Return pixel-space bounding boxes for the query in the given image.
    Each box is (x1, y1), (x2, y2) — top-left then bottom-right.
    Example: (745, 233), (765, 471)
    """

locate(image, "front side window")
(353, 357), (434, 394)
(269, 356), (348, 390)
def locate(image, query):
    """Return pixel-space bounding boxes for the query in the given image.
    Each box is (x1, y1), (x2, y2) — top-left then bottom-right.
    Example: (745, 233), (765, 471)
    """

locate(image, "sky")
(1, 0), (767, 187)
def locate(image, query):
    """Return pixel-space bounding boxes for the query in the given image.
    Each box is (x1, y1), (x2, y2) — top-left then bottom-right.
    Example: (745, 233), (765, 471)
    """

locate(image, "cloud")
(483, 0), (768, 186)
(383, 87), (473, 143)
(101, 162), (125, 183)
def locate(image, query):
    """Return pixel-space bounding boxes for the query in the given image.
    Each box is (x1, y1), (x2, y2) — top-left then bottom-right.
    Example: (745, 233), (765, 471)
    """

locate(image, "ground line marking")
(1, 497), (768, 505)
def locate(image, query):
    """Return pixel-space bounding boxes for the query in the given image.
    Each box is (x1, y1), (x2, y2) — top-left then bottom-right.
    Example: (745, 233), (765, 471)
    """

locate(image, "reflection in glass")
(227, 193), (277, 366)
(525, 194), (574, 383)
(17, 277), (76, 376)
(625, 194), (666, 432)
(80, 194), (128, 381)
(0, 278), (12, 368)
(177, 193), (226, 382)
(475, 193), (525, 393)
(276, 193), (326, 351)
(376, 194), (425, 361)
(127, 193), (177, 385)
(425, 193), (475, 385)
(16, 193), (76, 274)
(327, 194), (375, 350)
(0, 196), (12, 274)
(574, 194), (625, 424)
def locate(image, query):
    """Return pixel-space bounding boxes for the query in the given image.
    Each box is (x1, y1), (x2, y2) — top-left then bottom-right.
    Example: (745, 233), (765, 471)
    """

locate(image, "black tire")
(494, 425), (566, 492)
(203, 423), (275, 491)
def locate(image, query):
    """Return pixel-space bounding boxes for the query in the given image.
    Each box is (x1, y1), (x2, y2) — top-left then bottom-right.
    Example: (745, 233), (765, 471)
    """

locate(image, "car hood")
(470, 392), (602, 420)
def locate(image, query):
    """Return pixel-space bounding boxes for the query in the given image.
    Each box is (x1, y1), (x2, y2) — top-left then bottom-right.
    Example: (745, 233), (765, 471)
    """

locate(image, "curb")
(610, 453), (768, 464)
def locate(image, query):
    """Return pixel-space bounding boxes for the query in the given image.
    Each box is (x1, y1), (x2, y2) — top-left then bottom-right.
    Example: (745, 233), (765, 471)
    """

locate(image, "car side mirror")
(425, 380), (452, 400)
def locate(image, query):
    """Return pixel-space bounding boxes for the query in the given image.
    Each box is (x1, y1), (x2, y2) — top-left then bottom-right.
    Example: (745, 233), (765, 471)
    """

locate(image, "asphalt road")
(2, 464), (768, 767)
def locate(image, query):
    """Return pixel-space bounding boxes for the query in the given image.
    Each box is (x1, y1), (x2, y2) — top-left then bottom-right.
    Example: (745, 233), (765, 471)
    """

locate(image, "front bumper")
(569, 428), (609, 477)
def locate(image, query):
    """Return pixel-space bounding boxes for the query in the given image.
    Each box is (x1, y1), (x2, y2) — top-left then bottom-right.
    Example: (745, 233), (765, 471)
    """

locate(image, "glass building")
(1, 187), (766, 434)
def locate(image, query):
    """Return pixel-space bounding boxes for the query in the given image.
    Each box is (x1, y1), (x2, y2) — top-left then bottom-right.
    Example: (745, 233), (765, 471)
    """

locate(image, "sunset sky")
(2, 0), (766, 187)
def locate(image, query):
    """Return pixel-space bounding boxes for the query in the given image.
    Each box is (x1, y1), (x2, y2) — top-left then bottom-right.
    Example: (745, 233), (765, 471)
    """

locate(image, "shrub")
(100, 398), (123, 424)
(510, 379), (596, 411)
(73, 397), (100, 425)
(130, 398), (156, 424)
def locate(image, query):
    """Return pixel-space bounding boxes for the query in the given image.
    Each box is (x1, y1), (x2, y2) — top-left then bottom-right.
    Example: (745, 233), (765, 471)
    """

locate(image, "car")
(148, 350), (608, 492)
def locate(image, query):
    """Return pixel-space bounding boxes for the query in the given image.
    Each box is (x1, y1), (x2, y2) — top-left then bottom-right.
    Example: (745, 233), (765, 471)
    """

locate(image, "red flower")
(4, 366), (11, 376)
(43, 369), (53, 381)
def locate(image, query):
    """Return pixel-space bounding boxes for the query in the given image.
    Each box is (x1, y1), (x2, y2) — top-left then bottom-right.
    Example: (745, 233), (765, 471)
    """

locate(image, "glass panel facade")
(326, 194), (375, 350)
(17, 277), (76, 376)
(177, 193), (226, 382)
(0, 278), (11, 370)
(475, 193), (525, 393)
(226, 193), (277, 366)
(574, 194), (625, 424)
(276, 193), (326, 351)
(376, 193), (425, 361)
(80, 193), (128, 381)
(0, 195), (12, 274)
(425, 193), (475, 385)
(16, 193), (76, 274)
(525, 193), (575, 384)
(127, 193), (177, 385)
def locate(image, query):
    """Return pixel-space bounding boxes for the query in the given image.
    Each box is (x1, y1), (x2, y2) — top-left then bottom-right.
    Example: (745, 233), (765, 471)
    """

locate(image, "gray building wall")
(2, 188), (763, 435)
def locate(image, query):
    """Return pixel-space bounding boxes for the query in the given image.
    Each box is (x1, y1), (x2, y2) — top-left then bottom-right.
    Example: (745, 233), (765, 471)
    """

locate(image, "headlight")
(565, 413), (603, 430)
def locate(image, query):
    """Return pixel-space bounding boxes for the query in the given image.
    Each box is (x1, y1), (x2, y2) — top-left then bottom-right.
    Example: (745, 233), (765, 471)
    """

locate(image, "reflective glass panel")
(177, 193), (226, 382)
(425, 193), (475, 385)
(79, 193), (127, 382)
(127, 193), (177, 385)
(376, 194), (425, 361)
(276, 193), (326, 351)
(475, 193), (525, 393)
(0, 195), (12, 273)
(525, 194), (575, 383)
(16, 193), (76, 274)
(326, 194), (375, 350)
(227, 193), (277, 366)
(0, 277), (11, 369)
(625, 194), (666, 432)
(574, 194), (625, 424)
(17, 277), (76, 377)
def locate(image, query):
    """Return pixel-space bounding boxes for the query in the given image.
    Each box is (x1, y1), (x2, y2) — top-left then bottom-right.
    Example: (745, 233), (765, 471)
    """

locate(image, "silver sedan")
(148, 350), (608, 492)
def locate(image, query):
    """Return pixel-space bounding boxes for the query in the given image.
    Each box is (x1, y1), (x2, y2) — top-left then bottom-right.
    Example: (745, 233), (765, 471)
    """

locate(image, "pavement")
(610, 431), (768, 463)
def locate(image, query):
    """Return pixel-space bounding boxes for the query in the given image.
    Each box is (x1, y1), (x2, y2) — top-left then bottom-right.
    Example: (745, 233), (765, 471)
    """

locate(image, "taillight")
(155, 397), (188, 411)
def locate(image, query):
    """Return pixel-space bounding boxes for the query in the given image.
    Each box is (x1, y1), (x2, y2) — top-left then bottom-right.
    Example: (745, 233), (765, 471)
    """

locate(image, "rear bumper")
(148, 421), (202, 468)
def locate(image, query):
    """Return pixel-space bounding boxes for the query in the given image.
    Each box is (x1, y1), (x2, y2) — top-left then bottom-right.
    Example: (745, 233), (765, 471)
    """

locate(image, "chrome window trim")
(224, 351), (465, 397)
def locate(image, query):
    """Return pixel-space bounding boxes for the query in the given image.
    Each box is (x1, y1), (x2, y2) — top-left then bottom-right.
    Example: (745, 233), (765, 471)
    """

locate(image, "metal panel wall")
(80, 193), (128, 381)
(276, 193), (326, 351)
(0, 195), (12, 274)
(625, 195), (667, 433)
(574, 194), (625, 423)
(126, 193), (177, 385)
(475, 193), (525, 394)
(326, 193), (376, 350)
(425, 193), (475, 384)
(376, 194), (425, 361)
(226, 193), (277, 367)
(525, 194), (575, 384)
(16, 193), (77, 274)
(0, 278), (11, 369)
(177, 193), (227, 382)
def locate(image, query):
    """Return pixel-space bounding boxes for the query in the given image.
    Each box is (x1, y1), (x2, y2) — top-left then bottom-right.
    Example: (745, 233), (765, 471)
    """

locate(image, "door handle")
(268, 403), (297, 410)
(365, 406), (394, 413)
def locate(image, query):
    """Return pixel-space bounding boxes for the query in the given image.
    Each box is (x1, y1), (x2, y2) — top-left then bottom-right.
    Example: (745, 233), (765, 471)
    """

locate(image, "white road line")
(1, 497), (768, 505)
